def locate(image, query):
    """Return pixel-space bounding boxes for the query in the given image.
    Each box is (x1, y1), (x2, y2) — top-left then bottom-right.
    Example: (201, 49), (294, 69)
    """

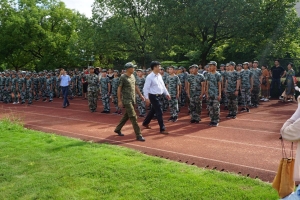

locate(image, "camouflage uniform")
(3, 74), (11, 103)
(11, 76), (18, 103)
(161, 72), (169, 111)
(46, 77), (53, 101)
(32, 75), (40, 100)
(187, 73), (205, 121)
(206, 72), (222, 123)
(55, 75), (61, 98)
(111, 77), (120, 112)
(70, 75), (76, 98)
(178, 72), (187, 107)
(77, 73), (83, 96)
(240, 69), (253, 107)
(226, 71), (240, 116)
(166, 75), (181, 118)
(251, 68), (262, 106)
(0, 74), (5, 102)
(100, 77), (110, 112)
(39, 74), (46, 100)
(87, 73), (99, 112)
(17, 76), (25, 103)
(135, 76), (146, 116)
(220, 70), (228, 106)
(25, 77), (33, 104)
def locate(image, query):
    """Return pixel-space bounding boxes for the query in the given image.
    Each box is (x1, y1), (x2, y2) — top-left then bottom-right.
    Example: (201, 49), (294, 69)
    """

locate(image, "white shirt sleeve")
(281, 118), (300, 142)
(143, 75), (151, 99)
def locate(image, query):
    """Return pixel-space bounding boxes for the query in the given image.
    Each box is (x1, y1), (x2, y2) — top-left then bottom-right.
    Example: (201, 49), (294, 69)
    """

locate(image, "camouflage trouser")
(11, 88), (18, 103)
(46, 86), (53, 101)
(18, 87), (25, 103)
(25, 88), (32, 103)
(136, 96), (146, 115)
(238, 90), (243, 105)
(0, 86), (3, 101)
(88, 90), (98, 111)
(160, 95), (168, 111)
(112, 95), (120, 111)
(169, 97), (179, 118)
(33, 85), (39, 100)
(69, 86), (74, 97)
(102, 94), (110, 111)
(189, 96), (202, 121)
(56, 85), (61, 97)
(41, 87), (47, 99)
(208, 97), (220, 123)
(179, 88), (186, 106)
(221, 90), (228, 106)
(241, 88), (251, 107)
(227, 92), (238, 116)
(77, 83), (82, 96)
(3, 88), (11, 103)
(72, 86), (76, 97)
(251, 85), (260, 106)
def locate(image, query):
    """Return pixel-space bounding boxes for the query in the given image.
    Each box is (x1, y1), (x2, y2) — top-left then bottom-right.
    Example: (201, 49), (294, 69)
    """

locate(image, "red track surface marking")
(0, 98), (297, 182)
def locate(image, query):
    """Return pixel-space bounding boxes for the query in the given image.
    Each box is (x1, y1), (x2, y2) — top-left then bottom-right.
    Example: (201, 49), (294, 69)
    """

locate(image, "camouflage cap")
(237, 64), (242, 67)
(102, 69), (107, 72)
(179, 66), (184, 70)
(124, 62), (137, 69)
(229, 61), (236, 66)
(208, 61), (217, 66)
(136, 69), (143, 72)
(88, 66), (94, 69)
(242, 62), (249, 65)
(189, 64), (198, 69)
(220, 64), (225, 67)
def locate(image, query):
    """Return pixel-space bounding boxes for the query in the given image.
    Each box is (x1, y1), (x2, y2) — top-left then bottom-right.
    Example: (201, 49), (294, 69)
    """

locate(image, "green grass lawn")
(0, 119), (278, 200)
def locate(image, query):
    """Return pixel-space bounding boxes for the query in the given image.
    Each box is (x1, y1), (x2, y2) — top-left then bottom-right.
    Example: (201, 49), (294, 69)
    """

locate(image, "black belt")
(61, 86), (69, 87)
(149, 93), (162, 96)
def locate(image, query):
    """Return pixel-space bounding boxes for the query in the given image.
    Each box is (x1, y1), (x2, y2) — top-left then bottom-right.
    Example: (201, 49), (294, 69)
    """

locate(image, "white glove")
(295, 86), (300, 92)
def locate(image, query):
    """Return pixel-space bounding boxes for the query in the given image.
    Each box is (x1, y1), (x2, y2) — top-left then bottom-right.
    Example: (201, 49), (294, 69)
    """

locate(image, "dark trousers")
(62, 86), (69, 107)
(270, 78), (281, 97)
(143, 94), (165, 131)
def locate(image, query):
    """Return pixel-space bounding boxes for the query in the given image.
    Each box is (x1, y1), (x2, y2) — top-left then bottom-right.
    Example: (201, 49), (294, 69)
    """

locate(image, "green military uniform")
(178, 67), (187, 107)
(100, 70), (110, 112)
(111, 72), (121, 114)
(0, 73), (5, 102)
(25, 75), (33, 104)
(87, 67), (99, 112)
(166, 72), (181, 121)
(3, 72), (11, 103)
(240, 63), (253, 109)
(135, 70), (146, 117)
(11, 74), (18, 104)
(251, 67), (262, 107)
(226, 63), (241, 117)
(114, 62), (144, 141)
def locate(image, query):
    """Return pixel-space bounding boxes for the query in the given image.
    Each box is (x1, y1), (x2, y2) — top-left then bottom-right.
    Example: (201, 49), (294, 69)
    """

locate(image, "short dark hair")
(150, 61), (161, 70)
(289, 62), (294, 67)
(275, 59), (280, 63)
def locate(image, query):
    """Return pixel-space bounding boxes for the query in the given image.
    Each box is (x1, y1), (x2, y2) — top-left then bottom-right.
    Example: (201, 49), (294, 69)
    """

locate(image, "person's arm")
(117, 86), (122, 107)
(200, 82), (205, 99)
(135, 85), (144, 98)
(143, 75), (151, 100)
(68, 76), (71, 86)
(281, 69), (287, 78)
(186, 82), (190, 98)
(218, 81), (222, 101)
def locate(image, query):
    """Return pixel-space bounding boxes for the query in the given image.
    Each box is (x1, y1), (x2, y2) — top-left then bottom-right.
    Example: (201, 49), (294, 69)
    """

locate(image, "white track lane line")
(26, 123), (277, 174)
(0, 107), (282, 150)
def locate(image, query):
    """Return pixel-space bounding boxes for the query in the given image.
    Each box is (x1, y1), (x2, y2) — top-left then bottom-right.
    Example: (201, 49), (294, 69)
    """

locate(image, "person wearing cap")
(225, 61), (241, 119)
(111, 70), (122, 114)
(0, 72), (4, 102)
(81, 71), (88, 100)
(11, 73), (18, 104)
(250, 61), (262, 107)
(24, 73), (33, 105)
(32, 72), (40, 101)
(187, 64), (205, 123)
(236, 64), (243, 106)
(44, 73), (53, 102)
(86, 66), (99, 112)
(159, 67), (169, 112)
(178, 66), (187, 107)
(17, 72), (25, 104)
(114, 62), (145, 141)
(166, 66), (181, 122)
(135, 69), (146, 117)
(55, 72), (61, 99)
(39, 71), (47, 102)
(142, 61), (171, 134)
(206, 61), (222, 126)
(219, 64), (227, 106)
(240, 62), (253, 113)
(100, 69), (111, 113)
(3, 71), (11, 104)
(59, 69), (71, 108)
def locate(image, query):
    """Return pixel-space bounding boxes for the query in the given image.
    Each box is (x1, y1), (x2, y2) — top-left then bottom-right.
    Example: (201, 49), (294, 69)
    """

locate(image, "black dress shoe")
(190, 120), (195, 123)
(114, 130), (124, 136)
(136, 135), (145, 141)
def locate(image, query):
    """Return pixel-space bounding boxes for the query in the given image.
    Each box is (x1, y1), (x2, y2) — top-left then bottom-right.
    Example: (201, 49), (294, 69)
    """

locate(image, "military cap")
(220, 64), (225, 67)
(25, 73), (30, 77)
(179, 66), (184, 70)
(146, 69), (150, 72)
(136, 69), (142, 72)
(204, 65), (209, 69)
(124, 62), (137, 69)
(243, 62), (249, 65)
(88, 66), (94, 69)
(189, 64), (198, 69)
(114, 70), (119, 73)
(237, 64), (242, 67)
(174, 66), (178, 70)
(102, 69), (107, 72)
(229, 61), (236, 66)
(160, 67), (165, 71)
(208, 61), (217, 66)
(253, 60), (259, 63)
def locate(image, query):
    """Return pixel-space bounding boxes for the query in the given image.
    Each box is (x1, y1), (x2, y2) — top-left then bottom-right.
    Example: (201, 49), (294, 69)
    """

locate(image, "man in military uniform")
(0, 72), (5, 102)
(114, 62), (145, 142)
(187, 64), (205, 123)
(100, 69), (111, 113)
(251, 61), (262, 107)
(25, 74), (33, 105)
(45, 73), (53, 102)
(39, 72), (47, 102)
(86, 66), (99, 112)
(225, 62), (241, 119)
(135, 69), (146, 117)
(32, 72), (40, 101)
(219, 64), (227, 107)
(159, 67), (169, 112)
(178, 66), (187, 107)
(11, 72), (18, 104)
(166, 66), (181, 122)
(17, 72), (25, 104)
(111, 70), (121, 114)
(3, 71), (11, 104)
(206, 61), (222, 127)
(240, 62), (253, 112)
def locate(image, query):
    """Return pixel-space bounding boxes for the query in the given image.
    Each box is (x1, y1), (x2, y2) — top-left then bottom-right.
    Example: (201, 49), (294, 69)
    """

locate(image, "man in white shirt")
(58, 69), (71, 108)
(142, 61), (171, 134)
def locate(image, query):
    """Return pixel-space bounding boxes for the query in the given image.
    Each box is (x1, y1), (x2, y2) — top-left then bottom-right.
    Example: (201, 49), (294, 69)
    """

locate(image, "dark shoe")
(168, 117), (174, 122)
(136, 135), (145, 141)
(21, 102), (25, 104)
(240, 107), (247, 113)
(160, 130), (169, 134)
(28, 102), (32, 105)
(209, 122), (213, 126)
(172, 116), (178, 122)
(43, 99), (47, 102)
(246, 108), (250, 112)
(190, 120), (195, 123)
(104, 111), (110, 113)
(114, 130), (124, 136)
(114, 111), (119, 114)
(142, 124), (152, 129)
(231, 115), (237, 119)
(226, 114), (232, 118)
(49, 100), (52, 102)
(101, 111), (106, 113)
(211, 122), (219, 127)
(91, 110), (94, 113)
(194, 120), (200, 124)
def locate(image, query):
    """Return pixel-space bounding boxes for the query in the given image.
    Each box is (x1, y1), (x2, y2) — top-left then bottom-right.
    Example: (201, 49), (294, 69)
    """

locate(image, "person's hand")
(218, 95), (221, 101)
(187, 94), (190, 99)
(166, 95), (171, 100)
(176, 95), (179, 99)
(118, 101), (123, 108)
(250, 87), (253, 92)
(140, 95), (145, 102)
(145, 99), (150, 106)
(234, 91), (238, 96)
(200, 95), (203, 100)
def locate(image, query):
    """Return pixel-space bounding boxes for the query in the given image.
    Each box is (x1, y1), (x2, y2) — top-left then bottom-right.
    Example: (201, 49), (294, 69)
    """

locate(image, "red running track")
(0, 98), (296, 182)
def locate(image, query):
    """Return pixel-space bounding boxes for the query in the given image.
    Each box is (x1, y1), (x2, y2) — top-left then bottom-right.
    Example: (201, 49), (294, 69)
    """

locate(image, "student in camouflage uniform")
(32, 72), (40, 101)
(87, 66), (99, 112)
(240, 62), (253, 112)
(100, 69), (111, 113)
(25, 74), (33, 105)
(11, 73), (18, 104)
(0, 72), (5, 102)
(236, 64), (243, 106)
(166, 66), (181, 122)
(225, 62), (241, 119)
(17, 73), (25, 104)
(135, 69), (146, 117)
(251, 61), (262, 107)
(186, 64), (205, 123)
(160, 68), (169, 112)
(219, 64), (227, 106)
(114, 62), (145, 142)
(55, 72), (61, 98)
(3, 72), (11, 104)
(39, 72), (47, 101)
(44, 73), (53, 102)
(111, 70), (121, 114)
(206, 61), (222, 127)
(69, 72), (76, 99)
(178, 66), (187, 107)
(77, 72), (83, 97)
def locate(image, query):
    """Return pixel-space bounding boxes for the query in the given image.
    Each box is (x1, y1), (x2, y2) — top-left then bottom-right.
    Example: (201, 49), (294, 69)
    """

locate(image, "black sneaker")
(49, 100), (52, 102)
(43, 99), (47, 102)
(226, 114), (232, 118)
(136, 135), (145, 141)
(211, 122), (219, 127)
(246, 108), (250, 112)
(190, 120), (195, 123)
(194, 120), (200, 124)
(172, 116), (178, 122)
(240, 108), (247, 113)
(114, 130), (124, 136)
(209, 122), (213, 126)
(168, 117), (174, 122)
(231, 115), (237, 119)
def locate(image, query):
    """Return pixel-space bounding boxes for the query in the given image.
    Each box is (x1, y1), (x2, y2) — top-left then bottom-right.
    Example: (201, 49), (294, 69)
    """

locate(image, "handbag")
(293, 76), (298, 85)
(272, 140), (295, 198)
(262, 77), (267, 85)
